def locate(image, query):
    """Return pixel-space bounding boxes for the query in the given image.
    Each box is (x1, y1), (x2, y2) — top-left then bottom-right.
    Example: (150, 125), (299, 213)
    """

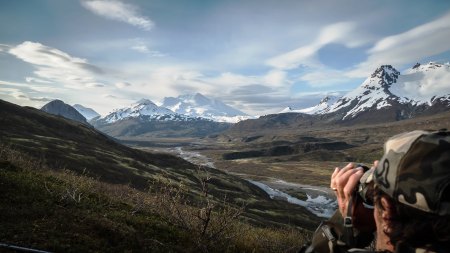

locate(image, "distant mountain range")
(281, 62), (450, 123)
(98, 93), (251, 124)
(86, 93), (253, 138)
(38, 62), (450, 138)
(39, 93), (249, 139)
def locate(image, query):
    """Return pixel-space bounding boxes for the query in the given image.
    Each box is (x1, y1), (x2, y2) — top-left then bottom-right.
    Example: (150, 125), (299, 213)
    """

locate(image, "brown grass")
(0, 145), (312, 252)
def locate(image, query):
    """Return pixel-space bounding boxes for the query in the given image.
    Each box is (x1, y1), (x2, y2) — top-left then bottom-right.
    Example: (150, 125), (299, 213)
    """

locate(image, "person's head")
(372, 130), (450, 252)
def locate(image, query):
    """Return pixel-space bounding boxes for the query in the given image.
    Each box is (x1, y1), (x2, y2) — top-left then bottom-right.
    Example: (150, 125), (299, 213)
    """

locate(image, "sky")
(1, 0), (450, 116)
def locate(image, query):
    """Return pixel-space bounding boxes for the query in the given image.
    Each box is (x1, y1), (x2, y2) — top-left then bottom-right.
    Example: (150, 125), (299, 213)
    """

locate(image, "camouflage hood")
(374, 129), (450, 215)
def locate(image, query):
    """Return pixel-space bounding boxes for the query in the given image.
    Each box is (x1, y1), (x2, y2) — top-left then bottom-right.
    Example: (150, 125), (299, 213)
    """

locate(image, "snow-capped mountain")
(95, 94), (251, 124)
(91, 98), (233, 138)
(73, 104), (100, 121)
(100, 99), (177, 123)
(325, 64), (401, 119)
(162, 93), (252, 123)
(280, 95), (341, 114)
(303, 62), (450, 121)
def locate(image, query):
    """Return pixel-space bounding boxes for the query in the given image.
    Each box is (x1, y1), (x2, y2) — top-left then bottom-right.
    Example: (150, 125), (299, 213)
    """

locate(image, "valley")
(123, 109), (450, 222)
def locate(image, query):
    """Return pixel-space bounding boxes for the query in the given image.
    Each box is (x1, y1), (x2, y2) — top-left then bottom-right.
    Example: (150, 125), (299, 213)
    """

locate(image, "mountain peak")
(370, 65), (400, 86)
(162, 93), (250, 122)
(41, 100), (87, 123)
(47, 99), (65, 106)
(319, 96), (334, 104)
(136, 98), (156, 105)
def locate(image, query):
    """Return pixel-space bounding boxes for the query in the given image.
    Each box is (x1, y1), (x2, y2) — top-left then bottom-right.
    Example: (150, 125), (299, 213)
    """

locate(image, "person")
(303, 130), (450, 253)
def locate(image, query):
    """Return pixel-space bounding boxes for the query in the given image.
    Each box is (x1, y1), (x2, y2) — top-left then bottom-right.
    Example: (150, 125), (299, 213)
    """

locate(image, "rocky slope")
(73, 104), (100, 120)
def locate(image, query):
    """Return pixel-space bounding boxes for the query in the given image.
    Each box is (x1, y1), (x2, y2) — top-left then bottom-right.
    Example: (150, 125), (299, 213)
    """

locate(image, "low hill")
(92, 115), (231, 139)
(41, 99), (87, 124)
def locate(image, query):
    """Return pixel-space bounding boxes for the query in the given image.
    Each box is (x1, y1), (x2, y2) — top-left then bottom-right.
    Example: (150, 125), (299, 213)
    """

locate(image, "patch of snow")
(162, 93), (249, 122)
(102, 99), (176, 123)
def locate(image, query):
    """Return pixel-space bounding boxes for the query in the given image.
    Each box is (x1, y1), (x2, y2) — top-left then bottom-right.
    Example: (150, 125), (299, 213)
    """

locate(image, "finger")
(337, 167), (360, 188)
(343, 169), (364, 200)
(330, 167), (340, 189)
(331, 167), (339, 180)
(336, 162), (354, 177)
(336, 168), (363, 199)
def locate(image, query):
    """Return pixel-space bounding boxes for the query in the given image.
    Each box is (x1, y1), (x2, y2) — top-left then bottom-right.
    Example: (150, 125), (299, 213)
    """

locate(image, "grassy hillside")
(0, 99), (318, 251)
(0, 149), (310, 252)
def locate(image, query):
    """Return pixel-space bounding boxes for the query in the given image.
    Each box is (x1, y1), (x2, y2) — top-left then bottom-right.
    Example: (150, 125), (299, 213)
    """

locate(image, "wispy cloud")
(115, 82), (131, 88)
(130, 40), (165, 57)
(266, 22), (368, 70)
(0, 44), (10, 52)
(348, 11), (450, 77)
(130, 44), (150, 53)
(0, 85), (53, 103)
(85, 82), (105, 88)
(299, 68), (349, 87)
(8, 41), (104, 88)
(205, 70), (289, 90)
(264, 21), (375, 89)
(26, 77), (53, 84)
(81, 0), (154, 31)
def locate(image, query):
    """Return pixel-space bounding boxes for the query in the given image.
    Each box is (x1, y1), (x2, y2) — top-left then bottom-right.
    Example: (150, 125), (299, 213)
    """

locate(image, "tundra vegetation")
(0, 146), (310, 252)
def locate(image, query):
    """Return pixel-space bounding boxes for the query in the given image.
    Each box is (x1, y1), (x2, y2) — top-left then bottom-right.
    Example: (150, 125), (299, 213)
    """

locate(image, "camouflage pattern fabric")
(373, 130), (450, 215)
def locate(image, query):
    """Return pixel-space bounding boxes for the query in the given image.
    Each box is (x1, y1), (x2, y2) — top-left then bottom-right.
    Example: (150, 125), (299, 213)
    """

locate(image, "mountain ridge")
(96, 93), (251, 124)
(289, 62), (450, 122)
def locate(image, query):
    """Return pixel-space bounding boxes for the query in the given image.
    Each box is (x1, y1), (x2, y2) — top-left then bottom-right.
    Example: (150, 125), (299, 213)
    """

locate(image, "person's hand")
(330, 162), (365, 218)
(331, 161), (378, 232)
